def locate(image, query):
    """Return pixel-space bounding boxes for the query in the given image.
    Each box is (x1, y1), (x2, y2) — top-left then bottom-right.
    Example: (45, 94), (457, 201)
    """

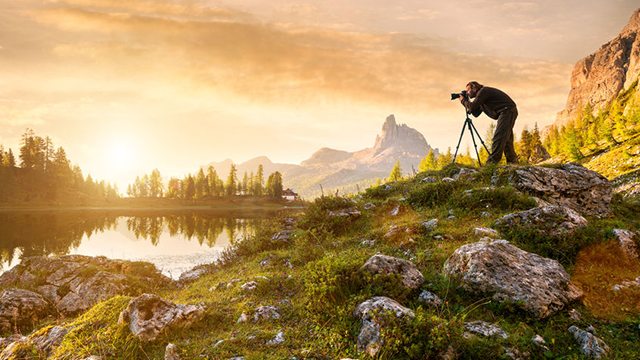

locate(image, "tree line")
(127, 164), (285, 200)
(0, 129), (118, 202)
(543, 82), (640, 161)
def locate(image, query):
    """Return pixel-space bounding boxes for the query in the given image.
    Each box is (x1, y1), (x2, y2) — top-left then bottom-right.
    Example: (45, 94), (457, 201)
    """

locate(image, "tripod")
(452, 109), (490, 167)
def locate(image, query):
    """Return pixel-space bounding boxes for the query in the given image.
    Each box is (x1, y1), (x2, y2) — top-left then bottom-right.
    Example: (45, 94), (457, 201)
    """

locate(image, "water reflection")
(0, 212), (271, 279)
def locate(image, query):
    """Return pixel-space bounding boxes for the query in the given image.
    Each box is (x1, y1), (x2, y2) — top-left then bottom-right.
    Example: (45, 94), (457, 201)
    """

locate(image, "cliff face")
(556, 8), (640, 125)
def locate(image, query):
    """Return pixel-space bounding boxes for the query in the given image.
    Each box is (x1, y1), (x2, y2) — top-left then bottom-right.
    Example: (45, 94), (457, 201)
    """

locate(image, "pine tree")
(185, 175), (196, 200)
(226, 164), (237, 196)
(387, 161), (402, 182)
(418, 149), (437, 172)
(149, 169), (163, 197)
(206, 166), (218, 197)
(241, 172), (248, 195)
(167, 178), (181, 199)
(254, 164), (264, 196)
(195, 168), (206, 199)
(265, 172), (283, 198)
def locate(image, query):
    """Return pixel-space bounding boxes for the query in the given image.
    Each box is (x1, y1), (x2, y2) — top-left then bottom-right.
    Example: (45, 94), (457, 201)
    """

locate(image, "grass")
(10, 164), (640, 359)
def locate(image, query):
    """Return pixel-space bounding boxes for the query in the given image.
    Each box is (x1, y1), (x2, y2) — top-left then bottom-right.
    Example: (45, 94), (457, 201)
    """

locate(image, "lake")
(0, 210), (278, 279)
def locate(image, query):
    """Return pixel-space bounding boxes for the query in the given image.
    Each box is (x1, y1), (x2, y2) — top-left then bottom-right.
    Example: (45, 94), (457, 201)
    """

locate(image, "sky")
(0, 0), (638, 191)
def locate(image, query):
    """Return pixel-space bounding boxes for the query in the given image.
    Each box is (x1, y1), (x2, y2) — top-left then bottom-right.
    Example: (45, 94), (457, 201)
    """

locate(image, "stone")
(271, 230), (294, 242)
(390, 205), (401, 216)
(266, 331), (285, 346)
(360, 239), (376, 247)
(569, 308), (582, 321)
(492, 164), (612, 217)
(165, 343), (180, 360)
(0, 289), (53, 335)
(612, 229), (639, 259)
(494, 205), (587, 238)
(444, 239), (583, 318)
(118, 294), (205, 342)
(0, 255), (171, 317)
(418, 290), (442, 307)
(474, 227), (499, 238)
(421, 176), (437, 183)
(464, 321), (508, 339)
(178, 264), (213, 283)
(353, 297), (415, 357)
(241, 282), (258, 291)
(363, 203), (376, 210)
(237, 313), (249, 323)
(360, 254), (424, 290)
(568, 326), (610, 359)
(30, 325), (68, 355)
(253, 306), (280, 322)
(532, 334), (549, 350)
(327, 208), (362, 218)
(442, 177), (455, 183)
(454, 168), (479, 181)
(422, 219), (438, 232)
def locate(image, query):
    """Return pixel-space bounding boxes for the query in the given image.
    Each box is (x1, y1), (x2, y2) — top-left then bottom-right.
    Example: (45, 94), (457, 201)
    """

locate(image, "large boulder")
(0, 289), (53, 335)
(493, 164), (612, 217)
(118, 294), (205, 342)
(0, 255), (172, 316)
(568, 326), (609, 359)
(360, 254), (424, 290)
(493, 205), (587, 238)
(353, 297), (415, 357)
(443, 239), (583, 318)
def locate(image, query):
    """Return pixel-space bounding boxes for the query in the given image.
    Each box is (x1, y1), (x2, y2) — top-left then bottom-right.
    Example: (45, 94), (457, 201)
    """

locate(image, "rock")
(354, 297), (415, 357)
(555, 9), (640, 126)
(474, 227), (499, 238)
(360, 254), (424, 290)
(0, 339), (32, 360)
(422, 219), (438, 232)
(271, 230), (294, 242)
(444, 239), (583, 318)
(433, 235), (444, 241)
(532, 334), (549, 350)
(228, 357), (245, 360)
(612, 229), (639, 259)
(442, 177), (455, 183)
(30, 325), (68, 355)
(480, 211), (491, 218)
(611, 275), (640, 292)
(0, 334), (25, 350)
(259, 258), (270, 267)
(390, 205), (401, 216)
(213, 339), (224, 348)
(328, 208), (362, 218)
(253, 306), (280, 322)
(241, 281), (258, 291)
(118, 294), (205, 342)
(418, 290), (442, 307)
(454, 168), (479, 181)
(569, 308), (582, 321)
(237, 312), (249, 323)
(0, 255), (171, 317)
(494, 205), (587, 238)
(0, 289), (53, 335)
(266, 331), (285, 346)
(464, 321), (508, 339)
(568, 326), (610, 359)
(178, 264), (213, 283)
(422, 176), (437, 183)
(165, 343), (180, 360)
(360, 239), (376, 247)
(363, 203), (376, 210)
(492, 164), (612, 217)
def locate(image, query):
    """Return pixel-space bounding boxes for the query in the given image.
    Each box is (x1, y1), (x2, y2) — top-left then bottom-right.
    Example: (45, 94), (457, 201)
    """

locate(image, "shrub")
(298, 196), (364, 236)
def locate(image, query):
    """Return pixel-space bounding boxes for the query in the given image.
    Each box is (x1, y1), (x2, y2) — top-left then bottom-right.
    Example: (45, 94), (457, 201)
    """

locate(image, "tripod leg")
(469, 120), (490, 154)
(467, 121), (482, 167)
(452, 119), (468, 165)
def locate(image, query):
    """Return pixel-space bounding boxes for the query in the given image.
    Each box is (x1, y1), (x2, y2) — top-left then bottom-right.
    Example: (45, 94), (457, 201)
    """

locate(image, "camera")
(450, 90), (468, 101)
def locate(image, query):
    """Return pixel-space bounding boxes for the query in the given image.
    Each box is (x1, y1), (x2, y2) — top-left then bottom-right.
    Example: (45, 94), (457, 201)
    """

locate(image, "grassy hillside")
(16, 164), (640, 359)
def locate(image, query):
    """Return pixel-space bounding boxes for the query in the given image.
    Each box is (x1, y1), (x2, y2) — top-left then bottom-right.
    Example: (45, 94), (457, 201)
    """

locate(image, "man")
(459, 81), (518, 164)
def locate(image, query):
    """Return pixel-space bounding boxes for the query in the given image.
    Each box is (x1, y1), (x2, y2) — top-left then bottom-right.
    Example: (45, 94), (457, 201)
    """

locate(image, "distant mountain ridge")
(207, 115), (436, 198)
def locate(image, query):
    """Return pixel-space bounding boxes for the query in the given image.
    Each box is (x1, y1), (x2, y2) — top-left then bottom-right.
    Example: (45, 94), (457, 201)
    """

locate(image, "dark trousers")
(487, 108), (518, 164)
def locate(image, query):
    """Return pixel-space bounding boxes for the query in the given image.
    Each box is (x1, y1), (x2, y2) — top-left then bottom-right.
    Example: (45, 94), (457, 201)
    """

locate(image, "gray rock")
(418, 290), (442, 307)
(165, 343), (180, 360)
(354, 297), (415, 357)
(363, 202), (376, 210)
(30, 325), (68, 355)
(444, 239), (583, 318)
(569, 308), (582, 321)
(241, 281), (258, 291)
(253, 306), (280, 322)
(613, 229), (639, 259)
(492, 164), (612, 217)
(421, 176), (437, 183)
(177, 264), (212, 283)
(474, 227), (499, 238)
(454, 168), (479, 181)
(422, 219), (438, 232)
(568, 326), (610, 359)
(118, 294), (205, 342)
(532, 334), (549, 350)
(442, 177), (455, 183)
(464, 321), (508, 339)
(327, 208), (362, 218)
(0, 289), (53, 334)
(390, 205), (401, 216)
(360, 254), (424, 290)
(266, 331), (285, 345)
(271, 230), (294, 242)
(237, 312), (249, 323)
(494, 205), (587, 238)
(360, 239), (376, 247)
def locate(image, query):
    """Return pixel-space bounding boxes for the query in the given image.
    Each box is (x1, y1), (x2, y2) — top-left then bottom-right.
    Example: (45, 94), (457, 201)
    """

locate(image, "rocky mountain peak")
(373, 114), (430, 155)
(555, 7), (640, 126)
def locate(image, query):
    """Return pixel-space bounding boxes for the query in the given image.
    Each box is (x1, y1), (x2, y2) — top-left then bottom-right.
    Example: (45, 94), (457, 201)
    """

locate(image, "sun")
(106, 140), (136, 170)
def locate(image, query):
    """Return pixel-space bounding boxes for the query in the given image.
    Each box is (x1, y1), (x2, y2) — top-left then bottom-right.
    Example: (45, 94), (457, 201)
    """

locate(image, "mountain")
(207, 115), (436, 198)
(555, 8), (640, 125)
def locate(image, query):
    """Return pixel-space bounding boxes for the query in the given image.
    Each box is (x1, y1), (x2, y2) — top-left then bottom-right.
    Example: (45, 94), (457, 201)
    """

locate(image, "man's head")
(465, 81), (483, 99)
